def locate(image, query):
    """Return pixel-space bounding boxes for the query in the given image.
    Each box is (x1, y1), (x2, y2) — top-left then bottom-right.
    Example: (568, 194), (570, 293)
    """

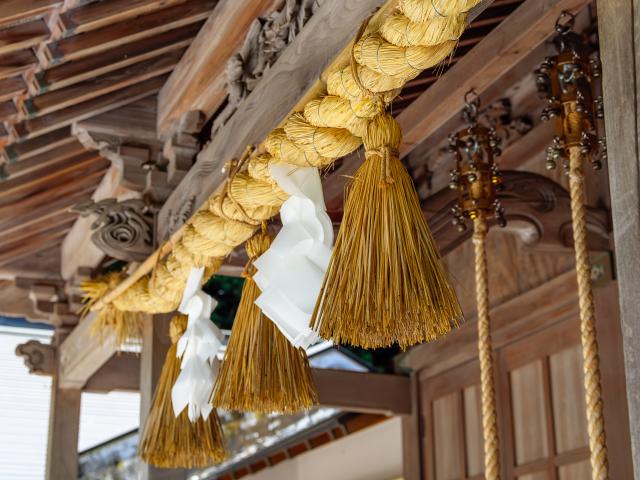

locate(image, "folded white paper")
(253, 164), (333, 350)
(171, 267), (223, 422)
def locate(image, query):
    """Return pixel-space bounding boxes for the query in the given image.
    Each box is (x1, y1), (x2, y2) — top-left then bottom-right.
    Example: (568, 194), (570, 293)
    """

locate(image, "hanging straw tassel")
(81, 271), (143, 347)
(472, 215), (501, 480)
(312, 114), (462, 349)
(568, 146), (609, 479)
(139, 314), (227, 468)
(212, 227), (318, 413)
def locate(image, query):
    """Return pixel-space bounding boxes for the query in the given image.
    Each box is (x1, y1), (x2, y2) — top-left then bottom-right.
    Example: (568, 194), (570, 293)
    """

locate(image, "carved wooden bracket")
(15, 340), (55, 376)
(71, 198), (154, 262)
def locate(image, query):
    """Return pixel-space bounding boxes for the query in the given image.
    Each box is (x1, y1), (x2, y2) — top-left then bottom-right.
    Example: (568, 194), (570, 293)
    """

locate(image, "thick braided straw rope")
(472, 215), (500, 480)
(89, 0), (483, 320)
(568, 146), (609, 480)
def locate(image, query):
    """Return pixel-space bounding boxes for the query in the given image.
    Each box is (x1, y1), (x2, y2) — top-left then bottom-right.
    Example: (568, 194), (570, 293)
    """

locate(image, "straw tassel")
(81, 272), (143, 347)
(212, 228), (318, 413)
(312, 114), (462, 349)
(139, 314), (227, 468)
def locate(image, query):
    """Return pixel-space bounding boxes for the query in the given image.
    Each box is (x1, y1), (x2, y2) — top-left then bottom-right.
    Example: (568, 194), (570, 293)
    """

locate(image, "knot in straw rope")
(472, 215), (500, 480)
(365, 146), (399, 186)
(567, 146), (609, 480)
(169, 314), (188, 344)
(242, 225), (272, 279)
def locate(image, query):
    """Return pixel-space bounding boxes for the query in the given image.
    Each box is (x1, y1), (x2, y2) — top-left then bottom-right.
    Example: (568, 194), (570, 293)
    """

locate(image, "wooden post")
(46, 364), (81, 480)
(401, 373), (423, 480)
(596, 0), (640, 476)
(139, 313), (187, 480)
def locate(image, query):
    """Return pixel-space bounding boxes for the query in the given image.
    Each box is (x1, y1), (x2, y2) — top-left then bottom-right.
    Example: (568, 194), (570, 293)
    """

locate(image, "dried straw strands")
(312, 115), (461, 348)
(86, 0), (482, 363)
(139, 315), (227, 468)
(212, 230), (318, 413)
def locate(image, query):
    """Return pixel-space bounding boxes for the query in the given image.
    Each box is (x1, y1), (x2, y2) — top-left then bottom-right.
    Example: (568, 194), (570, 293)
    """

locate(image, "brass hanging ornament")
(449, 91), (506, 480)
(535, 12), (609, 480)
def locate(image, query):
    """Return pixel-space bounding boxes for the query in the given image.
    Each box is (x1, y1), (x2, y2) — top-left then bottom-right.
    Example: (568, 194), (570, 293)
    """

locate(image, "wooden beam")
(13, 75), (167, 140)
(0, 0), (61, 25)
(46, 375), (80, 480)
(0, 18), (50, 56)
(3, 126), (73, 162)
(84, 352), (140, 393)
(44, 0), (214, 63)
(313, 369), (411, 415)
(0, 184), (95, 237)
(157, 0), (281, 136)
(397, 0), (591, 156)
(1, 69), (24, 96)
(31, 22), (201, 94)
(59, 0), (189, 34)
(0, 49), (39, 80)
(0, 225), (72, 266)
(0, 100), (18, 122)
(4, 141), (86, 179)
(0, 211), (76, 245)
(23, 50), (183, 117)
(0, 167), (106, 223)
(58, 311), (119, 389)
(158, 0), (389, 239)
(597, 0), (640, 475)
(0, 151), (102, 204)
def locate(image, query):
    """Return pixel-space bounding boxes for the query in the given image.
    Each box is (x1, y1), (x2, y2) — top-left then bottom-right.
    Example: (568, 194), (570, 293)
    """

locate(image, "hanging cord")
(472, 213), (500, 480)
(568, 146), (609, 480)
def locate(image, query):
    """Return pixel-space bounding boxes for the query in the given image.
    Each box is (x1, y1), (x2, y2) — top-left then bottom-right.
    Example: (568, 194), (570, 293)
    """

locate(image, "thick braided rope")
(568, 146), (609, 480)
(472, 215), (500, 480)
(93, 0), (482, 317)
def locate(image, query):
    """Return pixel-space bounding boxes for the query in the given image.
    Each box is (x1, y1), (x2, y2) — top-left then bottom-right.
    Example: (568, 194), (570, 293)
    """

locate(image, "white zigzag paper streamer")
(171, 267), (223, 422)
(253, 164), (333, 350)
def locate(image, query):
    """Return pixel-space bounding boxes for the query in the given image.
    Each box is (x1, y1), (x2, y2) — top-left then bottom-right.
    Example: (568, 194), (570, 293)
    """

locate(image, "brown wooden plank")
(0, 152), (103, 204)
(84, 352), (140, 393)
(313, 369), (411, 415)
(0, 75), (27, 102)
(0, 0), (61, 25)
(23, 51), (182, 117)
(0, 225), (73, 266)
(74, 98), (159, 142)
(44, 0), (214, 63)
(5, 141), (85, 179)
(0, 184), (95, 236)
(32, 22), (201, 93)
(0, 167), (106, 223)
(396, 0), (592, 156)
(14, 75), (167, 139)
(0, 18), (50, 56)
(0, 211), (76, 246)
(597, 1), (640, 474)
(3, 126), (72, 162)
(0, 100), (18, 122)
(157, 0), (281, 136)
(60, 0), (189, 34)
(0, 49), (38, 80)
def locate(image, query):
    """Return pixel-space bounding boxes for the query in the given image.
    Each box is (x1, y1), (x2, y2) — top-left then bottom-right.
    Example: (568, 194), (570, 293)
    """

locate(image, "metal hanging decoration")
(448, 91), (506, 480)
(535, 12), (609, 480)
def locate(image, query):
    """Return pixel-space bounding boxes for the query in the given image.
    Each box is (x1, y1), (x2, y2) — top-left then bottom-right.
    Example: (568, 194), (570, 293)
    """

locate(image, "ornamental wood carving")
(211, 0), (321, 134)
(72, 198), (154, 263)
(15, 340), (55, 376)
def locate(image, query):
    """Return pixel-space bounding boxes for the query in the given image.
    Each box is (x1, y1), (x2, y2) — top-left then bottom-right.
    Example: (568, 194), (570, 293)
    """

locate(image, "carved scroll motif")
(72, 198), (155, 262)
(15, 340), (55, 376)
(212, 0), (321, 134)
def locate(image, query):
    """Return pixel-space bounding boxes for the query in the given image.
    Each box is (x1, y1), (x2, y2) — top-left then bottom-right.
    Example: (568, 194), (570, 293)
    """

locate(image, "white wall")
(245, 416), (403, 480)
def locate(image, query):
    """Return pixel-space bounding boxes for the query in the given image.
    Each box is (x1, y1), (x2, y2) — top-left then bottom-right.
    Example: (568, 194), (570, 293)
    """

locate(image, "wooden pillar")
(596, 0), (640, 476)
(402, 372), (423, 480)
(139, 313), (187, 480)
(46, 367), (81, 480)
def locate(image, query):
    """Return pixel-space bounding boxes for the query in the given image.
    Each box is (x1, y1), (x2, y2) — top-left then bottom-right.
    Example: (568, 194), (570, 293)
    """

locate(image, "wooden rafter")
(0, 1), (62, 26)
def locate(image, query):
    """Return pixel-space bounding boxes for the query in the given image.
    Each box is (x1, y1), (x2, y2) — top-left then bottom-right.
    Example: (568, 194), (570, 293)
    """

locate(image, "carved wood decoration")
(15, 340), (55, 376)
(211, 0), (321, 134)
(424, 170), (610, 256)
(71, 198), (154, 262)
